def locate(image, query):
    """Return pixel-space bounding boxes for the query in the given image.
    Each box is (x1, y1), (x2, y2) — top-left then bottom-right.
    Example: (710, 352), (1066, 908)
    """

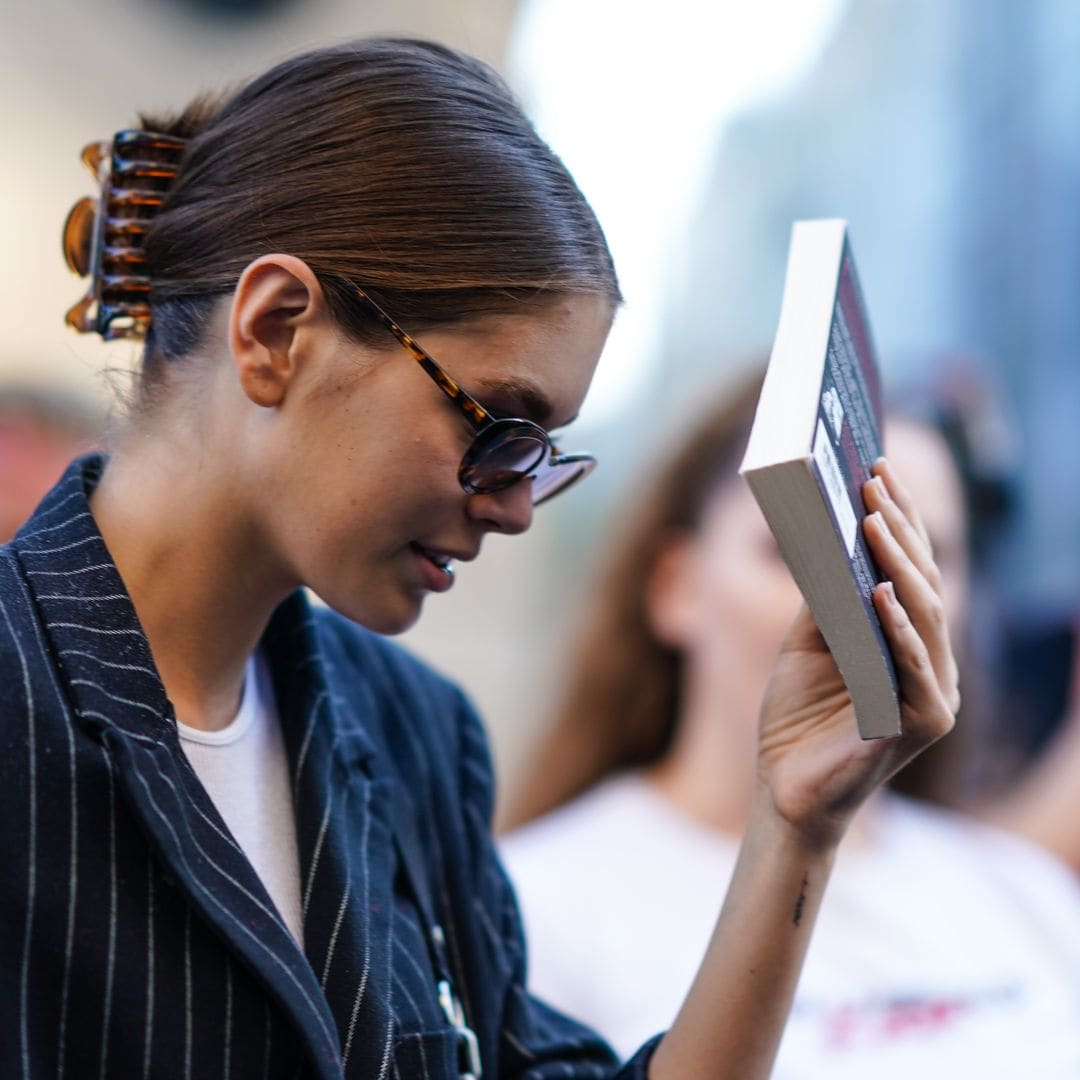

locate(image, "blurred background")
(4, 0), (1078, 819)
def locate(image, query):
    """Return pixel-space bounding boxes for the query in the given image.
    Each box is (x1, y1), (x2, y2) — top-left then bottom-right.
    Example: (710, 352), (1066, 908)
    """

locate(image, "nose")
(466, 478), (535, 535)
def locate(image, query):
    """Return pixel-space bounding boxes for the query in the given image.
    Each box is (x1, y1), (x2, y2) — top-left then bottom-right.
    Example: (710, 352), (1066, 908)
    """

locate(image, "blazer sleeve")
(452, 690), (662, 1079)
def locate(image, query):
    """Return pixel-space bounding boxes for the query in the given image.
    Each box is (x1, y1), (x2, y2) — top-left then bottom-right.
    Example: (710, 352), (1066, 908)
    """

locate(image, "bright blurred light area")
(507, 0), (845, 431)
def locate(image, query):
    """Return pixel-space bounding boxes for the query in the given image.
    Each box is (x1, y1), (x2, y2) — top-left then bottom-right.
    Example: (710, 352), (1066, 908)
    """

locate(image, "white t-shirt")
(178, 651), (305, 947)
(501, 775), (1080, 1078)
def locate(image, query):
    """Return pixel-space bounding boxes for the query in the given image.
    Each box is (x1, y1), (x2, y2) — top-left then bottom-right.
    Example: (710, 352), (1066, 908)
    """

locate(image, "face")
(650, 476), (803, 722)
(253, 293), (613, 634)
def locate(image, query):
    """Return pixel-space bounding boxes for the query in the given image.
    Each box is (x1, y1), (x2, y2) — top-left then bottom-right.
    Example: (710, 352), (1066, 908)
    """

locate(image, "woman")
(0, 40), (955, 1079)
(501, 378), (1080, 1077)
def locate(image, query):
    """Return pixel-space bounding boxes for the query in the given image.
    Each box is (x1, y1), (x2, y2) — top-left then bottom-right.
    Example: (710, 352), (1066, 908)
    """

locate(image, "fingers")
(862, 458), (959, 705)
(872, 581), (956, 742)
(864, 510), (961, 717)
(862, 468), (939, 594)
(870, 457), (932, 550)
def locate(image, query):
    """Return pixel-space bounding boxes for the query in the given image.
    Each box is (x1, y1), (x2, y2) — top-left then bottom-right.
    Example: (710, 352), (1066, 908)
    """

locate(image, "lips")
(419, 547), (453, 571)
(411, 543), (475, 593)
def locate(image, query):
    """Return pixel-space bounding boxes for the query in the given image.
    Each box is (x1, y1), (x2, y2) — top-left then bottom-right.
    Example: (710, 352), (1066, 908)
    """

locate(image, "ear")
(228, 254), (329, 408)
(644, 531), (701, 649)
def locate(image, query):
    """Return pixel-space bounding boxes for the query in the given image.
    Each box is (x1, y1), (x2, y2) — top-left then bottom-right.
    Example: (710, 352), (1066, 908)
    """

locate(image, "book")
(739, 219), (900, 740)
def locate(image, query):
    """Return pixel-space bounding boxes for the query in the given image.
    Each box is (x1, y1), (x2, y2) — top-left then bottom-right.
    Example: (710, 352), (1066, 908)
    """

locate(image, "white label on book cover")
(813, 418), (858, 557)
(822, 385), (844, 439)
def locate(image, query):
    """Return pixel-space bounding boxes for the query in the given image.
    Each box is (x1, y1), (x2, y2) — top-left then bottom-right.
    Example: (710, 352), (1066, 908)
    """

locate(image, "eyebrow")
(473, 377), (578, 430)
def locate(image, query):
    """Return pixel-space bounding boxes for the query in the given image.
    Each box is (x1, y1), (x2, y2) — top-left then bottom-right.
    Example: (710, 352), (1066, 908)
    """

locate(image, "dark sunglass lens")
(463, 432), (547, 493)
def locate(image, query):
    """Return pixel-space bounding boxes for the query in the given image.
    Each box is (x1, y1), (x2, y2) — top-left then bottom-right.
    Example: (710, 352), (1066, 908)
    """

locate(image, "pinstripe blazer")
(0, 457), (658, 1079)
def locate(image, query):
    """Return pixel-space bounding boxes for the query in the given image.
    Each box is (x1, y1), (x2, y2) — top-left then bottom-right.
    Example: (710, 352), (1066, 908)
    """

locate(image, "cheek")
(692, 544), (801, 667)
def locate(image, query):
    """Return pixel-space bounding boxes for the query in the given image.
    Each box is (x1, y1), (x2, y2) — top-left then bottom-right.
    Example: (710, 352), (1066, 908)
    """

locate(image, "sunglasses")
(345, 282), (597, 506)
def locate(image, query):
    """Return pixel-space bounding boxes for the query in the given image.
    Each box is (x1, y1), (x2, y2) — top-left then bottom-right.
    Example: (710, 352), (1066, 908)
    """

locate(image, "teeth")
(424, 548), (453, 571)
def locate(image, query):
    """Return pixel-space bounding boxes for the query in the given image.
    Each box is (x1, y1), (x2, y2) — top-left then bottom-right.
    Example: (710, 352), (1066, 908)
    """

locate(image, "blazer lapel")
(263, 595), (400, 1077)
(13, 458), (344, 1078)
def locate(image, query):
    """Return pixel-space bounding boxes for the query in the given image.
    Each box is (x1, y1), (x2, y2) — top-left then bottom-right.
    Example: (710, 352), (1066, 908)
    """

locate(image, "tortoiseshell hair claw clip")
(62, 130), (187, 340)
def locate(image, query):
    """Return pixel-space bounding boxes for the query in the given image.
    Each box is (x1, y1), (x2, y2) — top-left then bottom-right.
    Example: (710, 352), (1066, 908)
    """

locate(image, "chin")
(318, 589), (425, 636)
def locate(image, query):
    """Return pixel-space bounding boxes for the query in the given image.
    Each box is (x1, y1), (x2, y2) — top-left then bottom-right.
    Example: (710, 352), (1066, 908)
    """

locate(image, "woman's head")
(69, 39), (618, 635)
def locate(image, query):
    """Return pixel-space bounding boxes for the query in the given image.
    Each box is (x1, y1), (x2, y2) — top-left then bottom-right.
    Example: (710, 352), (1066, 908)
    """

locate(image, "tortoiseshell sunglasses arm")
(344, 282), (493, 431)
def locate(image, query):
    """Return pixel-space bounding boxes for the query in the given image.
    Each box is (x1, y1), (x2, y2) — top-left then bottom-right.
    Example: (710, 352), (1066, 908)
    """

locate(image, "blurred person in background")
(0, 37), (958, 1080)
(892, 368), (1080, 876)
(0, 383), (102, 542)
(501, 375), (1080, 1079)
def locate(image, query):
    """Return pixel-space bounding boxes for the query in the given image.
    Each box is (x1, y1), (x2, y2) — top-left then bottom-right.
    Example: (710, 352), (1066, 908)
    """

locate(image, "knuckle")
(905, 644), (931, 675)
(924, 596), (946, 630)
(934, 710), (958, 739)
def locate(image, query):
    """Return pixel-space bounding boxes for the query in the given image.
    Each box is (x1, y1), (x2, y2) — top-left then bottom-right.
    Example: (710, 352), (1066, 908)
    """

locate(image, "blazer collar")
(14, 455), (172, 743)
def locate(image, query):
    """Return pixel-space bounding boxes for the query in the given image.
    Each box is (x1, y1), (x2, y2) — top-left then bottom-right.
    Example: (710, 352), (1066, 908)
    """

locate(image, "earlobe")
(229, 255), (327, 408)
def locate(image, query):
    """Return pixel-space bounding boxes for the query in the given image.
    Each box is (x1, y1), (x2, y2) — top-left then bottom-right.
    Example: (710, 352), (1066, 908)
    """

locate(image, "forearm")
(647, 786), (838, 1080)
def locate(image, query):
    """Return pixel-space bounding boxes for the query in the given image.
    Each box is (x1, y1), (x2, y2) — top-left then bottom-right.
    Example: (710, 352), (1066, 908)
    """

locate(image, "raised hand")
(756, 456), (960, 847)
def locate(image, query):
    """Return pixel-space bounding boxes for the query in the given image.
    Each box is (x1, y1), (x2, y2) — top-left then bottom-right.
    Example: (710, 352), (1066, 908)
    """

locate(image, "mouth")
(411, 542), (471, 593)
(416, 545), (455, 574)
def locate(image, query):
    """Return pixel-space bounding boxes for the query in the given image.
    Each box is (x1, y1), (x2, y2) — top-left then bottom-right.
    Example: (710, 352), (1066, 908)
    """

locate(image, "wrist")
(747, 779), (849, 859)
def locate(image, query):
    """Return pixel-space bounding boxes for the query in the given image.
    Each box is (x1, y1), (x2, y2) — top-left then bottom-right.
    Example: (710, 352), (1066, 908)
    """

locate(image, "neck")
(90, 435), (294, 732)
(646, 690), (759, 838)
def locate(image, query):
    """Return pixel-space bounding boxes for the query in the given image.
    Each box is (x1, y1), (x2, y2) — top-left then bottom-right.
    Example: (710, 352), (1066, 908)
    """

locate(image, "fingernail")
(882, 581), (898, 605)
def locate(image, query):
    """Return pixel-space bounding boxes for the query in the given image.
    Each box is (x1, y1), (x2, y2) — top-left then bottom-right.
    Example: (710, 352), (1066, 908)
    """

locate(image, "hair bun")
(63, 130), (186, 341)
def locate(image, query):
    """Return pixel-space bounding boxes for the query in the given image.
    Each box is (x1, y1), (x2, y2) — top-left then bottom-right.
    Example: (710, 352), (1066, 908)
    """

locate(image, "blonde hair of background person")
(501, 375), (1080, 1077)
(0, 39), (956, 1080)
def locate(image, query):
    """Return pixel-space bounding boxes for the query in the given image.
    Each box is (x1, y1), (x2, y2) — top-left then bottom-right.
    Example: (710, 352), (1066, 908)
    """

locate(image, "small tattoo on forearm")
(792, 875), (809, 926)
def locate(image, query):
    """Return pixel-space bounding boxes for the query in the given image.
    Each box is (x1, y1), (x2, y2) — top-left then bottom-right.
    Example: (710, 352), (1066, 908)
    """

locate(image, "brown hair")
(505, 372), (765, 828)
(137, 38), (619, 366)
(506, 374), (974, 828)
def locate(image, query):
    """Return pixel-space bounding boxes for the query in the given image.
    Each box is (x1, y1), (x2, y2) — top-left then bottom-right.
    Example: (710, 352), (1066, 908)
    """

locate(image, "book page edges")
(744, 458), (902, 740)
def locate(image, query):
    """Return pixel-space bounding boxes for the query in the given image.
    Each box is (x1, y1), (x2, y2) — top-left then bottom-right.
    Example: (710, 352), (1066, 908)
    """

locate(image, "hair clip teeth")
(63, 130), (188, 341)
